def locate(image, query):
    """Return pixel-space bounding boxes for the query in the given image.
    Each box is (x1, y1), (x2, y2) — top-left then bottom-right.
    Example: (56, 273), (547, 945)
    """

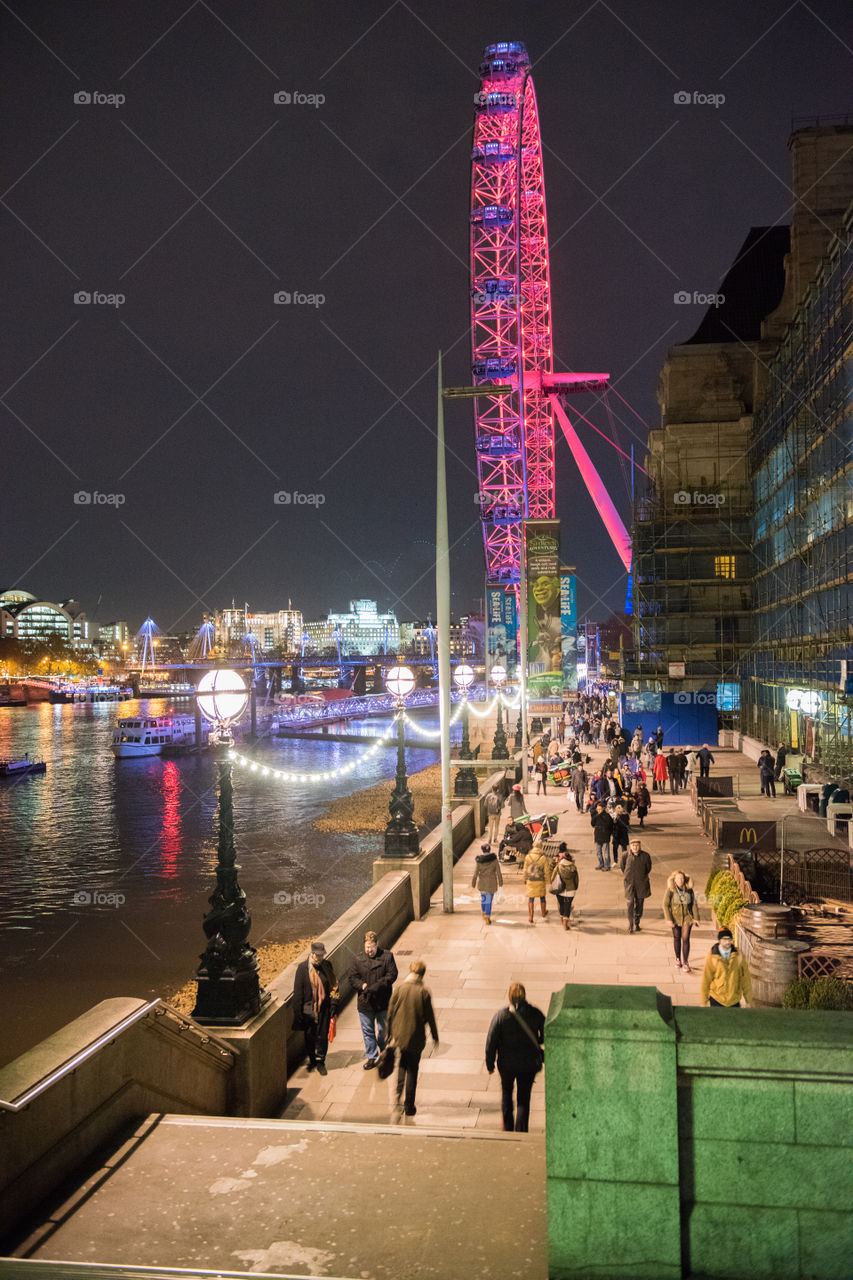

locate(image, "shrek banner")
(525, 520), (562, 698)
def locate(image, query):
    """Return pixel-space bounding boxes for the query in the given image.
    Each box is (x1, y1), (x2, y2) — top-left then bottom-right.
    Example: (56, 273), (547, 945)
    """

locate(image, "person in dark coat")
(590, 802), (614, 871)
(655, 726), (664, 750)
(502, 821), (533, 861)
(485, 982), (545, 1132)
(509, 784), (526, 821)
(774, 743), (788, 782)
(758, 750), (776, 799)
(570, 763), (587, 812)
(620, 837), (652, 933)
(293, 941), (338, 1075)
(387, 960), (439, 1118)
(611, 806), (631, 862)
(696, 744), (715, 778)
(348, 930), (398, 1069)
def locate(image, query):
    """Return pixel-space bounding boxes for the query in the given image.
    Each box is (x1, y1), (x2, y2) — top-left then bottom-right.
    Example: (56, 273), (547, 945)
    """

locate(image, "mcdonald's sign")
(739, 827), (757, 844)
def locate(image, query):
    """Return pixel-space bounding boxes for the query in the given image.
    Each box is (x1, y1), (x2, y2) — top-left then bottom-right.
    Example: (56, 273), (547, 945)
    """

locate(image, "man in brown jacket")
(387, 960), (439, 1118)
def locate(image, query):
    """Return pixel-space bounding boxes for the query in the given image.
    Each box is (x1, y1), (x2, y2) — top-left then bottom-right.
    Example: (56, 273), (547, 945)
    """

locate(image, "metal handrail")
(0, 999), (233, 1113)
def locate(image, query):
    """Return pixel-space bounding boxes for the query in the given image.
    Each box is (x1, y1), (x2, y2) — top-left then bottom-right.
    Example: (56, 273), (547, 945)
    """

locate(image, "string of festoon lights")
(227, 690), (523, 782)
(227, 728), (394, 784)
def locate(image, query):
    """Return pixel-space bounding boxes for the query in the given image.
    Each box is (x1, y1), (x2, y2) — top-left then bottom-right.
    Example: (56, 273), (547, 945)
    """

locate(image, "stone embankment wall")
(545, 984), (852, 1280)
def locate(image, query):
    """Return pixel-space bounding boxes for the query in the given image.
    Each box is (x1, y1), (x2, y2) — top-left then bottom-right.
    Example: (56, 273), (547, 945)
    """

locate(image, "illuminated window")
(714, 555), (735, 579)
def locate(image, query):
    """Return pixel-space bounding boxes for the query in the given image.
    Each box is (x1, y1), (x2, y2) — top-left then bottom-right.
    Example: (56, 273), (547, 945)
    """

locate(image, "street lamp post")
(192, 669), (267, 1026)
(491, 663), (510, 760)
(384, 664), (420, 858)
(453, 663), (478, 797)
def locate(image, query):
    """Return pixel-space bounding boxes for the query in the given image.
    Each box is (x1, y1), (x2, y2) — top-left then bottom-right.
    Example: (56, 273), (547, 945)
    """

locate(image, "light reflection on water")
(0, 698), (451, 1065)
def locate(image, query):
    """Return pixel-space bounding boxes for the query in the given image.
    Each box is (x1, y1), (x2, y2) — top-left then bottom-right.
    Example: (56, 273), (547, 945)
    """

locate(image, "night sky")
(2, 0), (850, 636)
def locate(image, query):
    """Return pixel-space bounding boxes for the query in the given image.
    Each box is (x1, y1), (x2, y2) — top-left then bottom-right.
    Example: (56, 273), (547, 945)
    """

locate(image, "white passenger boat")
(112, 714), (208, 758)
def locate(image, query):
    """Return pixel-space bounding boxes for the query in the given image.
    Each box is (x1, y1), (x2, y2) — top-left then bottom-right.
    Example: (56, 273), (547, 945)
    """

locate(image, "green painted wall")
(545, 986), (852, 1280)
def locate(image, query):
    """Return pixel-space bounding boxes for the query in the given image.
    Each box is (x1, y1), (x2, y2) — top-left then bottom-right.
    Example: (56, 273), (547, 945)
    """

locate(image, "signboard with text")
(560, 569), (578, 692)
(486, 584), (517, 678)
(525, 520), (562, 698)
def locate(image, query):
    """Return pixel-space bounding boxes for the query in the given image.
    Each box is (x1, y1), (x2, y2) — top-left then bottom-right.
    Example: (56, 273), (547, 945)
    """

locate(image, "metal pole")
(436, 351), (454, 913)
(519, 528), (529, 795)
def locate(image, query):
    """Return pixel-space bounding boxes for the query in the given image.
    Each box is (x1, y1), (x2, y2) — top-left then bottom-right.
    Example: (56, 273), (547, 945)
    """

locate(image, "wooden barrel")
(738, 903), (795, 940)
(748, 937), (810, 1006)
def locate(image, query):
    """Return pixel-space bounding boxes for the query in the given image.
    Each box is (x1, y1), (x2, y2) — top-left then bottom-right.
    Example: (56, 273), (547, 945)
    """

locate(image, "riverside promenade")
(280, 743), (789, 1133)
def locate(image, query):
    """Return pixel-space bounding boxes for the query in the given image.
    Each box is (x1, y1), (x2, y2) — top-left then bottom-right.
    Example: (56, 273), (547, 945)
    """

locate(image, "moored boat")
(112, 713), (209, 758)
(0, 756), (47, 777)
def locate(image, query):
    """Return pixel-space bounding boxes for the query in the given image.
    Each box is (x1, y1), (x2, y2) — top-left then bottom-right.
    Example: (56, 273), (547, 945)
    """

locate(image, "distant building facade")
(0, 590), (90, 646)
(324, 600), (399, 655)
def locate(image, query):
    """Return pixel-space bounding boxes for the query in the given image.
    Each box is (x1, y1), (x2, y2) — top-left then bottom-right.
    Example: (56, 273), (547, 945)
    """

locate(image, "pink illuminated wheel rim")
(470, 42), (554, 585)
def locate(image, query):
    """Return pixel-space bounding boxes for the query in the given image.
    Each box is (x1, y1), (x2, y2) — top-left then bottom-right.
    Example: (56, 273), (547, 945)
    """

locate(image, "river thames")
(0, 698), (449, 1066)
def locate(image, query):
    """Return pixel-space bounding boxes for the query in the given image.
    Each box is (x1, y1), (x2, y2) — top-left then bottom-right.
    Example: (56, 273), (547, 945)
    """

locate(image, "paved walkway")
(281, 743), (806, 1135)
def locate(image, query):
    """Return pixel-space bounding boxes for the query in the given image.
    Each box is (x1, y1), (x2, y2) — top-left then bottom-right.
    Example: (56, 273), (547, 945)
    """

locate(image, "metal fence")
(752, 848), (853, 904)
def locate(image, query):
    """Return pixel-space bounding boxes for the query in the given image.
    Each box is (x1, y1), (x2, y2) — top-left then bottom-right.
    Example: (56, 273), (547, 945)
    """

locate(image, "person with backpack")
(485, 982), (546, 1132)
(485, 784), (504, 843)
(522, 843), (551, 923)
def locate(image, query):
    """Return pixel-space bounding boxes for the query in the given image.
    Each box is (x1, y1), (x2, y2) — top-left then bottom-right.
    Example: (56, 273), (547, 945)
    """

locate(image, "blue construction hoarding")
(619, 691), (719, 746)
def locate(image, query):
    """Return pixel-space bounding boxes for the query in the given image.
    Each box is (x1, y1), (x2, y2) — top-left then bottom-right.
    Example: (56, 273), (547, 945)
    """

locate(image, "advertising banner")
(525, 521), (562, 698)
(560, 568), (578, 692)
(486, 585), (517, 677)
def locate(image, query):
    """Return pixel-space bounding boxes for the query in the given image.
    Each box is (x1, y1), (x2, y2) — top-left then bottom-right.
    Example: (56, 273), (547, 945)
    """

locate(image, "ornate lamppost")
(384, 664), (420, 857)
(453, 662), (478, 797)
(192, 669), (267, 1025)
(491, 662), (510, 760)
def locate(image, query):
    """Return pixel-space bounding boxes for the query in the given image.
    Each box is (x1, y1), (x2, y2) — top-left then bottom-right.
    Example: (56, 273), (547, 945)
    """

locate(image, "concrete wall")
(545, 984), (853, 1280)
(0, 998), (235, 1247)
(372, 779), (488, 918)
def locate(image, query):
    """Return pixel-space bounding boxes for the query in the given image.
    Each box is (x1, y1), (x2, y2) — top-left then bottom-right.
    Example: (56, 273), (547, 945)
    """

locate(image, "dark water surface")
(0, 698), (444, 1066)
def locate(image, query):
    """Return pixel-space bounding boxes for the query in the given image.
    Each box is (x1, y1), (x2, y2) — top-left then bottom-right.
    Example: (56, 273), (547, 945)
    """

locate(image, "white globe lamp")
(197, 668), (248, 733)
(453, 663), (475, 691)
(386, 664), (416, 700)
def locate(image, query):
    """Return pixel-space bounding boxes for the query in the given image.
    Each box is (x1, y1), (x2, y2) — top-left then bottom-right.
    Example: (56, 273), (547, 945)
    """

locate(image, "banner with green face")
(525, 520), (562, 698)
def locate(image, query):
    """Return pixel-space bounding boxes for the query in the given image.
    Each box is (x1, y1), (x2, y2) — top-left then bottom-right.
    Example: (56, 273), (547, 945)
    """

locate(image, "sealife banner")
(486, 584), (517, 678)
(560, 568), (578, 692)
(525, 520), (562, 698)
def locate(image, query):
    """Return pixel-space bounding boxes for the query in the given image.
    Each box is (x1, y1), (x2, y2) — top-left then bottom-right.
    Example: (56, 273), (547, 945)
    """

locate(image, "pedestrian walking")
(696, 744), (715, 778)
(509, 783), (526, 821)
(701, 928), (752, 1007)
(652, 751), (668, 793)
(774, 742), (788, 782)
(550, 844), (579, 930)
(655, 725), (665, 750)
(570, 763), (587, 812)
(534, 756), (548, 795)
(293, 941), (338, 1075)
(472, 842), (503, 925)
(663, 871), (700, 971)
(611, 805), (630, 862)
(485, 982), (545, 1132)
(620, 836), (652, 933)
(758, 750), (776, 799)
(522, 844), (551, 923)
(387, 959), (439, 1118)
(666, 750), (679, 794)
(485, 784), (504, 843)
(348, 931), (397, 1069)
(590, 801), (614, 871)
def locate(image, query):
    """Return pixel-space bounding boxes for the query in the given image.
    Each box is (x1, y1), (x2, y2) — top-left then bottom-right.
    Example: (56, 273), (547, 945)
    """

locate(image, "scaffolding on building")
(742, 205), (853, 781)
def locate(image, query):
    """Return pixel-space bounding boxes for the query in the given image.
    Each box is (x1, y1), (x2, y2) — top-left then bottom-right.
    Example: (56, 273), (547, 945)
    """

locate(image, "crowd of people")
(292, 694), (754, 1129)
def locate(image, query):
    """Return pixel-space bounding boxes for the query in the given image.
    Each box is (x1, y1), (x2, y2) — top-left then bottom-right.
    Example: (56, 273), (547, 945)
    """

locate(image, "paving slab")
(14, 1115), (546, 1278)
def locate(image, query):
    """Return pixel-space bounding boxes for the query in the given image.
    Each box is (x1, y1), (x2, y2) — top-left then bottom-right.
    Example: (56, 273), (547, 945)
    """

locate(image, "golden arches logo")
(739, 827), (757, 844)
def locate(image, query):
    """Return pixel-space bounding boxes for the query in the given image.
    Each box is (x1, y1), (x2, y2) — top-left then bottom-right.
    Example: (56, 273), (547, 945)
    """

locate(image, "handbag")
(376, 1043), (396, 1080)
(548, 869), (563, 895)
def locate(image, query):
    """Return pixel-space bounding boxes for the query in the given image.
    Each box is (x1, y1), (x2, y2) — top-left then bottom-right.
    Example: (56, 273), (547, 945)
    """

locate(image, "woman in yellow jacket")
(522, 845), (550, 924)
(701, 927), (752, 1007)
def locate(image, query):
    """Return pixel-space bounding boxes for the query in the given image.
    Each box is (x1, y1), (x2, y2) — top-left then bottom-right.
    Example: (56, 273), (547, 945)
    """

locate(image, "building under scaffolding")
(740, 203), (853, 779)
